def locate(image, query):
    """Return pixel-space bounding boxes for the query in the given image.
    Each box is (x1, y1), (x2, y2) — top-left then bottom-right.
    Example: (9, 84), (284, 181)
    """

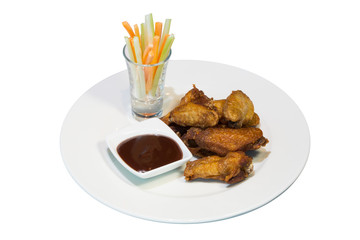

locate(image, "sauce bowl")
(106, 118), (193, 178)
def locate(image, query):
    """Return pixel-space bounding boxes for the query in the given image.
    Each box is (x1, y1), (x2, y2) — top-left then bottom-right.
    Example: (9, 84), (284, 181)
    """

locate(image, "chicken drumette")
(184, 151), (253, 184)
(182, 127), (268, 157)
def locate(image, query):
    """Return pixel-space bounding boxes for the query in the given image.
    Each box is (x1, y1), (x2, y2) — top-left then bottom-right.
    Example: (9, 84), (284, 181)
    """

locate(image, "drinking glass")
(123, 45), (172, 119)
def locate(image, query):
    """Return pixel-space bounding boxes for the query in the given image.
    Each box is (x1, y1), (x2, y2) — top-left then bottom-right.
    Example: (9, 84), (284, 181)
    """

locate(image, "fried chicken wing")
(179, 85), (213, 108)
(227, 113), (260, 128)
(213, 99), (226, 120)
(161, 85), (216, 130)
(169, 102), (219, 128)
(161, 112), (171, 125)
(223, 90), (255, 127)
(214, 98), (260, 128)
(182, 127), (268, 157)
(184, 151), (253, 184)
(244, 112), (260, 127)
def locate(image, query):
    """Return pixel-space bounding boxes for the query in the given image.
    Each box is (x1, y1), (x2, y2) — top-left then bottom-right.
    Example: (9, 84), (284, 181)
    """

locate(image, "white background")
(1, 0), (359, 239)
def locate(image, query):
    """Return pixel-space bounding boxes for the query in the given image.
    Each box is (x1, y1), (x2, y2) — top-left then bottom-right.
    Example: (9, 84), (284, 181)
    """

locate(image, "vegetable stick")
(150, 36), (160, 80)
(144, 50), (154, 65)
(124, 37), (135, 62)
(133, 37), (143, 64)
(144, 51), (155, 93)
(148, 13), (155, 36)
(151, 36), (160, 64)
(125, 37), (140, 97)
(157, 34), (169, 62)
(122, 21), (135, 38)
(155, 22), (162, 37)
(133, 36), (146, 97)
(124, 37), (139, 96)
(140, 23), (145, 53)
(151, 34), (174, 96)
(150, 64), (164, 96)
(145, 14), (154, 48)
(147, 36), (160, 92)
(129, 37), (137, 63)
(142, 45), (153, 63)
(159, 19), (171, 49)
(159, 34), (174, 62)
(134, 24), (141, 51)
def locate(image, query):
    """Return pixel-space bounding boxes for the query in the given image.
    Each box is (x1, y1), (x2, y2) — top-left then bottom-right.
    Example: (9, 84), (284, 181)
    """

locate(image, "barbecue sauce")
(116, 135), (183, 172)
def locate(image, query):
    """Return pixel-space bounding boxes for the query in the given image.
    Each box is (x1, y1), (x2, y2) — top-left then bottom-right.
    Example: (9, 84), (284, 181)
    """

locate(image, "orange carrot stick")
(155, 22), (162, 37)
(148, 36), (161, 81)
(144, 49), (154, 65)
(134, 24), (141, 50)
(122, 21), (135, 37)
(129, 37), (137, 62)
(151, 36), (160, 64)
(157, 34), (169, 62)
(144, 51), (155, 93)
(142, 45), (153, 63)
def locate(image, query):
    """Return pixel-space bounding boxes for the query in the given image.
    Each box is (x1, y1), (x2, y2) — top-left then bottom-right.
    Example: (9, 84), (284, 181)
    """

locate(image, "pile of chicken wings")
(161, 85), (269, 184)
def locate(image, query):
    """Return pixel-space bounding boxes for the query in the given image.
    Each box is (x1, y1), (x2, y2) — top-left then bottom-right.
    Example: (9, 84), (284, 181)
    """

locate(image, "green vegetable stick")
(145, 13), (154, 48)
(159, 34), (174, 62)
(124, 36), (135, 62)
(124, 36), (140, 97)
(151, 34), (175, 96)
(159, 19), (171, 49)
(140, 23), (145, 53)
(133, 36), (143, 64)
(133, 36), (146, 98)
(148, 13), (154, 36)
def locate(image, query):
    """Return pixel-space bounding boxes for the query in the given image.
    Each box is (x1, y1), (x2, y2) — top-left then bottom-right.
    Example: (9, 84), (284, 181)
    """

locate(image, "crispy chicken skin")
(179, 85), (213, 108)
(184, 151), (253, 184)
(160, 85), (215, 128)
(214, 98), (260, 128)
(182, 127), (268, 157)
(213, 99), (226, 120)
(227, 113), (260, 128)
(223, 90), (255, 127)
(161, 112), (171, 125)
(169, 102), (219, 128)
(244, 112), (260, 127)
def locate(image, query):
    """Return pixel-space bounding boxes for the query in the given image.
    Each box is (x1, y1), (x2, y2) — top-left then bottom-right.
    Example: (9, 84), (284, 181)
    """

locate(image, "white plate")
(105, 118), (193, 179)
(60, 60), (310, 223)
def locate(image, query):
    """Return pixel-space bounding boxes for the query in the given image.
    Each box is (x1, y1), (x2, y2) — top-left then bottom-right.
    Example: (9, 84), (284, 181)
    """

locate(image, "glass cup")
(123, 45), (172, 119)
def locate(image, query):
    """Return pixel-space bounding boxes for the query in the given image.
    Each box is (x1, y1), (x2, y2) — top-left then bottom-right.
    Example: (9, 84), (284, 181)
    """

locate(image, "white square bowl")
(106, 118), (193, 179)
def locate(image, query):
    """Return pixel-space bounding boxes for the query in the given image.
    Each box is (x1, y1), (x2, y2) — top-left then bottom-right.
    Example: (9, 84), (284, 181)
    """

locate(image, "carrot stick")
(129, 37), (137, 63)
(134, 24), (141, 50)
(142, 44), (153, 63)
(144, 49), (154, 65)
(151, 34), (174, 96)
(158, 34), (174, 62)
(157, 34), (169, 62)
(155, 22), (162, 37)
(122, 21), (135, 38)
(144, 51), (155, 93)
(151, 36), (160, 64)
(150, 36), (160, 81)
